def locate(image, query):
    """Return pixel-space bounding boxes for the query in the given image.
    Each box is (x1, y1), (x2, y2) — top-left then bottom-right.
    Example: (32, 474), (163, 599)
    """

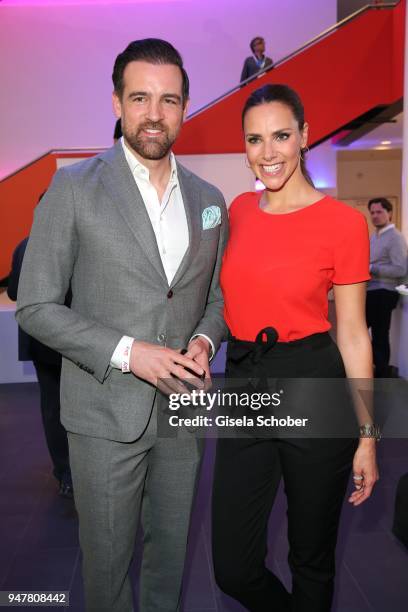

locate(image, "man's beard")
(123, 121), (177, 160)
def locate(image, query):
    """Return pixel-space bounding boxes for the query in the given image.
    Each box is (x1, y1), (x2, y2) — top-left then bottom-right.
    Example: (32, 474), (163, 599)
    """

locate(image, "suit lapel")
(171, 163), (202, 287)
(100, 142), (168, 284)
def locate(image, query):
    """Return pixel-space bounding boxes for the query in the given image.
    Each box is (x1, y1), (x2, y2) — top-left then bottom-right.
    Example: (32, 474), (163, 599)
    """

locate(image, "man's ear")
(182, 98), (190, 122)
(112, 92), (122, 119)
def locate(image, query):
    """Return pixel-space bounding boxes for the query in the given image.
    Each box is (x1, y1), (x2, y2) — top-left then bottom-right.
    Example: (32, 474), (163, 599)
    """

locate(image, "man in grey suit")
(16, 39), (228, 612)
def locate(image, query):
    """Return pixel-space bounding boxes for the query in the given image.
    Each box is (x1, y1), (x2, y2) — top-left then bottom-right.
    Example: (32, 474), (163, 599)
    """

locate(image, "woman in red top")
(212, 84), (379, 612)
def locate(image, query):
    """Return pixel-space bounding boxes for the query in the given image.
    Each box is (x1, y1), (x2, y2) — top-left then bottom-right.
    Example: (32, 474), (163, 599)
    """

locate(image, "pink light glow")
(0, 0), (187, 6)
(0, 0), (337, 180)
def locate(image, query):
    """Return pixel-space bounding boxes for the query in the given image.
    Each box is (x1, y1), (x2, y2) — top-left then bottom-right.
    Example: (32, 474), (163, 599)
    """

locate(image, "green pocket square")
(202, 206), (221, 230)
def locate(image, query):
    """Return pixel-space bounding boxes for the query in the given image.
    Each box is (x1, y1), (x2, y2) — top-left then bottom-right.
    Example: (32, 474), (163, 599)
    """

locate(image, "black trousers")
(366, 288), (399, 377)
(212, 332), (357, 612)
(33, 361), (71, 484)
(393, 472), (408, 549)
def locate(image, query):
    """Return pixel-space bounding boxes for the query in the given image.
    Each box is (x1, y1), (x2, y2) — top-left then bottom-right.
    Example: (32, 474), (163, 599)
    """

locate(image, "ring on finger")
(353, 475), (364, 481)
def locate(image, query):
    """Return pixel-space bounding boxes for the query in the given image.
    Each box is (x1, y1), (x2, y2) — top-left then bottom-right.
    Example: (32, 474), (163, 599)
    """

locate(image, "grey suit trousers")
(68, 402), (202, 612)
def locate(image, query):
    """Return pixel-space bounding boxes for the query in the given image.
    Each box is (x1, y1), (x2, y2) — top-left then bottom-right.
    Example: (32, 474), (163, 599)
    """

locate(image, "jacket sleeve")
(240, 58), (250, 82)
(7, 239), (27, 301)
(15, 168), (123, 383)
(371, 233), (408, 279)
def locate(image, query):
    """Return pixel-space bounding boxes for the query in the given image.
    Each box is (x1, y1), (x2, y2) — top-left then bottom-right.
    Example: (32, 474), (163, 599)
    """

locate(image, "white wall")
(0, 0), (336, 179)
(178, 154), (253, 205)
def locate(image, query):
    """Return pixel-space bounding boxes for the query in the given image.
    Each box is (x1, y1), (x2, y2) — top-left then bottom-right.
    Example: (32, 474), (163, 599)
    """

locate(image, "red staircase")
(174, 1), (405, 155)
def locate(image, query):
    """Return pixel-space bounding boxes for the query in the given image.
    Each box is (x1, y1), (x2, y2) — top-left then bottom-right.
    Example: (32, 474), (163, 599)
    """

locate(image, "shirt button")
(157, 333), (166, 342)
(167, 290), (173, 299)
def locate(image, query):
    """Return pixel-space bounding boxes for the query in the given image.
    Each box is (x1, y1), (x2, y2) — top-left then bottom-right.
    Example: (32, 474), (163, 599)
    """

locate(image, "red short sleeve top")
(220, 192), (370, 342)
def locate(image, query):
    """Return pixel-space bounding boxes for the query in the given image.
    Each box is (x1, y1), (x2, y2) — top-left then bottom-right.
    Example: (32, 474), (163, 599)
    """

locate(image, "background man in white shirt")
(16, 38), (228, 612)
(366, 197), (407, 377)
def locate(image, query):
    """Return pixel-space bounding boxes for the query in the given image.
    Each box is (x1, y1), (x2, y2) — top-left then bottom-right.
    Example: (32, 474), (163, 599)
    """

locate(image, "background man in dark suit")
(240, 36), (273, 83)
(17, 38), (228, 612)
(8, 233), (72, 497)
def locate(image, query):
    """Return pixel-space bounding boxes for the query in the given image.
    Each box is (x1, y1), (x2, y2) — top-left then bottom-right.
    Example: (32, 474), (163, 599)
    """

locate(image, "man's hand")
(129, 340), (205, 394)
(185, 336), (212, 386)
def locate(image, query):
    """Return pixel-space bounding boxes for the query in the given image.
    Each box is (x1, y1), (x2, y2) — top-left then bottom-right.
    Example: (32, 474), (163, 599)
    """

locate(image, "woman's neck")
(261, 177), (321, 213)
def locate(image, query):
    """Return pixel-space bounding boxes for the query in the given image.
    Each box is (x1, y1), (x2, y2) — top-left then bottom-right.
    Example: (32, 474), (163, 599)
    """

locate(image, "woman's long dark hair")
(242, 84), (314, 187)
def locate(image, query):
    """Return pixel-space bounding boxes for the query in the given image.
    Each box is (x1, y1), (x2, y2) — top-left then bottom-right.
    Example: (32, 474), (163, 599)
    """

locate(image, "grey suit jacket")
(16, 141), (228, 442)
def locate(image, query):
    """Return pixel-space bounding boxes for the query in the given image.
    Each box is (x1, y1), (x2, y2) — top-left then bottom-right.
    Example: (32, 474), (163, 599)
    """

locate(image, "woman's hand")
(348, 438), (379, 506)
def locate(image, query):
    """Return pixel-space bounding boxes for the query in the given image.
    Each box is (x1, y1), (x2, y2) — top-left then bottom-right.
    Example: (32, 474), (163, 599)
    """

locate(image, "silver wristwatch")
(359, 423), (381, 441)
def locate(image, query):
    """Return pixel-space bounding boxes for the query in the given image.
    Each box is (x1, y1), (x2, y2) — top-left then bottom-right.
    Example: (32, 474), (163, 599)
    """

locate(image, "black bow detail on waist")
(228, 327), (279, 365)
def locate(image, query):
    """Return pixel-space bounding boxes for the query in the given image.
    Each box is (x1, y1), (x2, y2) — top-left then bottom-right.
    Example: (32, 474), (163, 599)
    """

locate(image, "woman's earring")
(300, 145), (310, 161)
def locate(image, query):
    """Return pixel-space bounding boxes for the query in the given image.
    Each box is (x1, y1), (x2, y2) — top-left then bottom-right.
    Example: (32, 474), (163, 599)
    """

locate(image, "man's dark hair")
(112, 38), (189, 106)
(242, 84), (314, 187)
(250, 37), (264, 53)
(368, 197), (393, 213)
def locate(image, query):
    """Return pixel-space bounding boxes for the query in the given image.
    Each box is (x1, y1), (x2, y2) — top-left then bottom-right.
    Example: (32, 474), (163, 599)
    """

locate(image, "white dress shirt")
(121, 138), (189, 284)
(378, 223), (395, 236)
(110, 139), (214, 371)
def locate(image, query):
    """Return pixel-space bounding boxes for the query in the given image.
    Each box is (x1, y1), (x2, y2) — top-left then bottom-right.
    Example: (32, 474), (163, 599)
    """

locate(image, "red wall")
(0, 152), (99, 279)
(1, 155), (57, 279)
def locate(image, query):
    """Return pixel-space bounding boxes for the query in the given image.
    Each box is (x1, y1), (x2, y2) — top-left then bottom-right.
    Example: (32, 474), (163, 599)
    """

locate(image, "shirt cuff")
(110, 335), (135, 372)
(190, 334), (215, 361)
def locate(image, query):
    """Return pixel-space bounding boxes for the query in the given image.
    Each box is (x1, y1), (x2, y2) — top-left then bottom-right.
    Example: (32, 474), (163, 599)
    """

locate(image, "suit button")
(157, 333), (166, 342)
(167, 290), (173, 299)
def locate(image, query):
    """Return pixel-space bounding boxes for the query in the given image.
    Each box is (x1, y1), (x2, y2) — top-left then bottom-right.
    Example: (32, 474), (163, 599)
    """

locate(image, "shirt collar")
(121, 136), (178, 184)
(378, 223), (395, 236)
